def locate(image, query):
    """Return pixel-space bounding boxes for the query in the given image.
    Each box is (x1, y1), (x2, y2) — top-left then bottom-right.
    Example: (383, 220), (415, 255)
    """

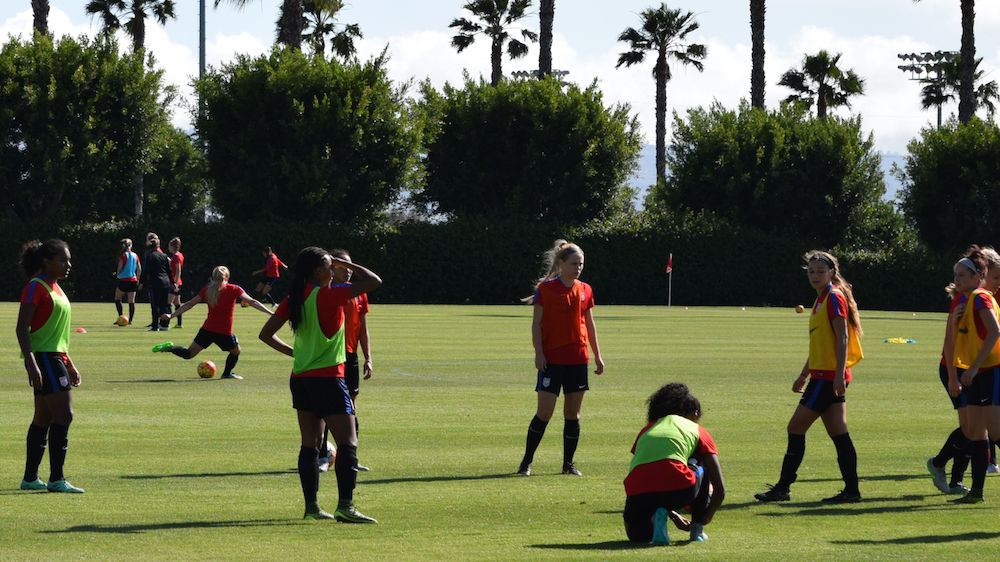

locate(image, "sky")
(3, 0), (999, 195)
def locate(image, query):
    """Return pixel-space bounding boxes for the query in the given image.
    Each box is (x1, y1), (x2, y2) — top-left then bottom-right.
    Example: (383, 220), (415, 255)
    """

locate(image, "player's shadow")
(833, 531), (1000, 545)
(359, 473), (517, 485)
(755, 495), (944, 517)
(121, 470), (294, 480)
(797, 473), (927, 483)
(105, 379), (203, 384)
(40, 519), (295, 535)
(532, 540), (695, 551)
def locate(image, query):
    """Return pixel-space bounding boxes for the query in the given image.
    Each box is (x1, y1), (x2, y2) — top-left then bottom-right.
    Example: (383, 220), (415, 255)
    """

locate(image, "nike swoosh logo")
(809, 327), (818, 333)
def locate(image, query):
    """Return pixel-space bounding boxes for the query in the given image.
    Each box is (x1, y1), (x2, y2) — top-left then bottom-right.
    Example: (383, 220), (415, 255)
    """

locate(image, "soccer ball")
(323, 439), (337, 463)
(795, 305), (805, 313)
(241, 299), (249, 308)
(116, 315), (129, 326)
(197, 360), (217, 378)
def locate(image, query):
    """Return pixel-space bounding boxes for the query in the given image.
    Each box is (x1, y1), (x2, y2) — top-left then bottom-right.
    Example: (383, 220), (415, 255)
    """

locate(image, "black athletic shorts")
(623, 460), (705, 542)
(290, 376), (355, 418)
(344, 352), (361, 396)
(966, 366), (1000, 407)
(940, 363), (969, 409)
(799, 378), (847, 414)
(264, 276), (279, 287)
(194, 328), (238, 352)
(536, 363), (589, 396)
(117, 279), (138, 293)
(33, 352), (72, 397)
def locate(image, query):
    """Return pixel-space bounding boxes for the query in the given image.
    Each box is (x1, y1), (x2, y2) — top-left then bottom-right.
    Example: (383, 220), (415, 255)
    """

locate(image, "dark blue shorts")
(966, 366), (1000, 407)
(264, 276), (279, 287)
(290, 376), (355, 418)
(536, 363), (589, 396)
(194, 328), (238, 352)
(799, 378), (847, 414)
(940, 363), (968, 409)
(33, 352), (71, 397)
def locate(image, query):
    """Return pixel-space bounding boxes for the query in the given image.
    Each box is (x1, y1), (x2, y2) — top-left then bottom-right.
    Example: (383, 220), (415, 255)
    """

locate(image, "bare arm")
(584, 308), (604, 375)
(696, 452), (726, 525)
(16, 303), (42, 389)
(359, 312), (372, 379)
(831, 316), (849, 397)
(332, 258), (381, 298)
(259, 314), (294, 357)
(162, 293), (203, 322)
(241, 294), (274, 316)
(532, 304), (545, 372)
(943, 308), (961, 397)
(65, 354), (81, 387)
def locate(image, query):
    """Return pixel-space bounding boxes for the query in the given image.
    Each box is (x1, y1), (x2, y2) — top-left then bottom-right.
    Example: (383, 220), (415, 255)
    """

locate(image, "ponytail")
(205, 266), (230, 307)
(288, 247), (329, 333)
(19, 239), (68, 278)
(523, 239), (584, 302)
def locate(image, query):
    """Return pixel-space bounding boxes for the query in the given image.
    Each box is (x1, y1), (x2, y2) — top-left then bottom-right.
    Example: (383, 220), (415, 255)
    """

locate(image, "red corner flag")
(666, 253), (673, 273)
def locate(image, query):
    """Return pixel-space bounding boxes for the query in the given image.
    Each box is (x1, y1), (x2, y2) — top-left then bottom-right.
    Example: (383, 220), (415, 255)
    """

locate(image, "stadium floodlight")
(896, 50), (959, 128)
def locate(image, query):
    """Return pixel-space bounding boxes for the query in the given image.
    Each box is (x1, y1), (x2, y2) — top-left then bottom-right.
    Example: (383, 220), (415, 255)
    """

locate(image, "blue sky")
(3, 0), (999, 196)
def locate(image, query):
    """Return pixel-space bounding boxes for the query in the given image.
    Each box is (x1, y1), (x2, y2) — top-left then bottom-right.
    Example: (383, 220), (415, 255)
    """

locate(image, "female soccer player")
(168, 237), (185, 328)
(624, 383), (725, 545)
(755, 250), (863, 503)
(113, 238), (141, 325)
(258, 247), (381, 522)
(253, 246), (287, 307)
(139, 234), (173, 331)
(155, 266), (271, 380)
(517, 240), (605, 477)
(17, 239), (84, 493)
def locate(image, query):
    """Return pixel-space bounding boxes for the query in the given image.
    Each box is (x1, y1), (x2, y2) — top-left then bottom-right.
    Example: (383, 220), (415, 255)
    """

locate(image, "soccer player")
(154, 266), (271, 380)
(113, 238), (141, 325)
(139, 234), (173, 332)
(168, 237), (185, 328)
(624, 383), (725, 544)
(517, 240), (605, 477)
(755, 250), (864, 503)
(17, 239), (84, 493)
(253, 246), (287, 307)
(258, 247), (381, 522)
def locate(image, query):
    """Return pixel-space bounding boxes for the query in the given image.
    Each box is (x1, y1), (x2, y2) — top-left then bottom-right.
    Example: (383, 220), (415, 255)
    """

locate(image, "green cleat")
(46, 479), (84, 493)
(151, 342), (174, 353)
(303, 509), (336, 520)
(334, 503), (378, 523)
(20, 478), (47, 491)
(948, 490), (985, 504)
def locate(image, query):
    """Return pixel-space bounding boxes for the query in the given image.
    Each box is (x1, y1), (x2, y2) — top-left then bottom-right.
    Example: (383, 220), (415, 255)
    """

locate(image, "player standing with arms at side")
(755, 250), (864, 503)
(253, 246), (287, 308)
(258, 247), (382, 522)
(139, 234), (173, 332)
(168, 237), (185, 328)
(17, 239), (84, 493)
(113, 238), (141, 325)
(517, 240), (605, 477)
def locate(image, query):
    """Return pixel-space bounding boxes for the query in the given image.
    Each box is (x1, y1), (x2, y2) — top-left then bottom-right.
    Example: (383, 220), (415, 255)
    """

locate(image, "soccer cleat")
(754, 485), (790, 502)
(949, 482), (971, 495)
(318, 458), (330, 473)
(516, 462), (531, 476)
(989, 463), (1000, 474)
(20, 478), (47, 491)
(303, 509), (335, 520)
(652, 507), (670, 546)
(927, 458), (950, 493)
(562, 462), (583, 476)
(46, 479), (84, 493)
(949, 490), (985, 504)
(151, 342), (174, 353)
(356, 463), (370, 472)
(689, 522), (707, 542)
(821, 490), (862, 504)
(334, 503), (378, 523)
(220, 373), (243, 380)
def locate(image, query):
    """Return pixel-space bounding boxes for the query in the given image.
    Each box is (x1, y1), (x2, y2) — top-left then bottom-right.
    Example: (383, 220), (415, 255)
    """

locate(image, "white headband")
(958, 257), (978, 273)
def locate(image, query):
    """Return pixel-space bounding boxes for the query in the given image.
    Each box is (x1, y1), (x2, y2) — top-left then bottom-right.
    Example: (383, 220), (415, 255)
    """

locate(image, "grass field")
(1, 302), (998, 561)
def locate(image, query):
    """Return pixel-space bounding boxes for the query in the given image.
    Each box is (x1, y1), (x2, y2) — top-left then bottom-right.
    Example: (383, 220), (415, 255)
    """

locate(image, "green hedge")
(0, 219), (953, 313)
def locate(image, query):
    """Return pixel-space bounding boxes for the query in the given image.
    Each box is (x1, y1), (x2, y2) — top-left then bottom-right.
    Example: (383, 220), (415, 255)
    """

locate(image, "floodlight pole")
(896, 51), (958, 128)
(199, 0), (206, 119)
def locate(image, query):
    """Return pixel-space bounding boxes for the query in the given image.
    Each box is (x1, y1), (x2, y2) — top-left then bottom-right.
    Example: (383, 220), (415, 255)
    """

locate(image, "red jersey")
(275, 284), (352, 377)
(20, 275), (63, 333)
(264, 254), (285, 278)
(344, 292), (369, 354)
(198, 283), (246, 335)
(533, 278), (595, 364)
(171, 252), (184, 286)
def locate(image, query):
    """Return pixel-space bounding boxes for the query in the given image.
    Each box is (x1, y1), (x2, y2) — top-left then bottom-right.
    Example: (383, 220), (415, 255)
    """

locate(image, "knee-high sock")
(991, 439), (997, 465)
(335, 444), (358, 506)
(934, 427), (969, 467)
(563, 418), (580, 464)
(832, 432), (859, 494)
(522, 416), (548, 465)
(170, 346), (192, 359)
(23, 424), (48, 482)
(971, 439), (989, 492)
(128, 303), (135, 322)
(777, 434), (806, 490)
(222, 353), (239, 377)
(952, 446), (971, 487)
(115, 300), (123, 316)
(48, 423), (69, 482)
(297, 446), (319, 504)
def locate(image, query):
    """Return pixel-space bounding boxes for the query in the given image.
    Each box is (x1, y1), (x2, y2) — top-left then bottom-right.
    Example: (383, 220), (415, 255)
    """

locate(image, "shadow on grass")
(833, 531), (1000, 545)
(105, 379), (203, 384)
(796, 474), (928, 483)
(531, 540), (695, 551)
(359, 473), (520, 485)
(865, 315), (941, 322)
(754, 495), (945, 516)
(121, 470), (294, 480)
(39, 519), (295, 535)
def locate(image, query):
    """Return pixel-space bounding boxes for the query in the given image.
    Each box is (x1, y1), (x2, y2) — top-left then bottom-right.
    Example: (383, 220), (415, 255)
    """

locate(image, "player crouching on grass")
(153, 266), (272, 380)
(623, 383), (725, 545)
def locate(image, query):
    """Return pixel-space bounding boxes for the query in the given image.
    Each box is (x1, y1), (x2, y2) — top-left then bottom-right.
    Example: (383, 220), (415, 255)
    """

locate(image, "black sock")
(335, 443), (358, 507)
(48, 423), (69, 482)
(222, 353), (239, 377)
(832, 432), (859, 494)
(522, 415), (548, 466)
(128, 303), (135, 322)
(115, 300), (123, 316)
(563, 418), (580, 465)
(297, 446), (319, 504)
(23, 424), (48, 482)
(777, 434), (806, 490)
(170, 346), (192, 359)
(264, 293), (276, 306)
(934, 427), (968, 467)
(952, 448), (971, 487)
(972, 439), (989, 491)
(991, 439), (997, 465)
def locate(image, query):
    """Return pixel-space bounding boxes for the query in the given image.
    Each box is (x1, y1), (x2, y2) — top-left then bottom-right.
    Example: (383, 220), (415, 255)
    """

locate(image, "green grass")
(0, 303), (997, 561)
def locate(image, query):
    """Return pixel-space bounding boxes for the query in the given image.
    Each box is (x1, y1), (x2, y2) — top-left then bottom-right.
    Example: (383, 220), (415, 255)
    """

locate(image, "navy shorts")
(799, 378), (847, 414)
(940, 364), (968, 409)
(33, 352), (71, 397)
(344, 352), (360, 396)
(536, 363), (589, 396)
(264, 276), (279, 287)
(194, 328), (238, 352)
(966, 366), (1000, 407)
(290, 376), (355, 418)
(117, 279), (138, 293)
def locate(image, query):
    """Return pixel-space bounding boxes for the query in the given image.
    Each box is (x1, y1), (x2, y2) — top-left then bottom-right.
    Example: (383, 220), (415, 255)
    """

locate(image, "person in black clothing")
(139, 234), (173, 332)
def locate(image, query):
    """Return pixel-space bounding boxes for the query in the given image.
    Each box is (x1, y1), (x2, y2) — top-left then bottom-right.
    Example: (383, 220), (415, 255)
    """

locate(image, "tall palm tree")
(85, 0), (177, 53)
(450, 0), (538, 87)
(276, 0), (305, 50)
(778, 50), (865, 120)
(616, 4), (706, 183)
(32, 0), (49, 35)
(303, 0), (362, 59)
(538, 0), (553, 76)
(750, 0), (765, 108)
(920, 55), (998, 121)
(914, 0), (975, 123)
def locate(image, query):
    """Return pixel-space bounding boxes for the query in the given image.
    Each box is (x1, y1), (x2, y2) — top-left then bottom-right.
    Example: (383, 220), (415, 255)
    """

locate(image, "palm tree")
(920, 55), (998, 121)
(778, 50), (865, 120)
(750, 0), (765, 108)
(303, 0), (362, 59)
(85, 0), (177, 53)
(616, 4), (706, 183)
(32, 0), (49, 35)
(450, 0), (538, 87)
(276, 0), (305, 50)
(914, 0), (976, 123)
(538, 0), (553, 76)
